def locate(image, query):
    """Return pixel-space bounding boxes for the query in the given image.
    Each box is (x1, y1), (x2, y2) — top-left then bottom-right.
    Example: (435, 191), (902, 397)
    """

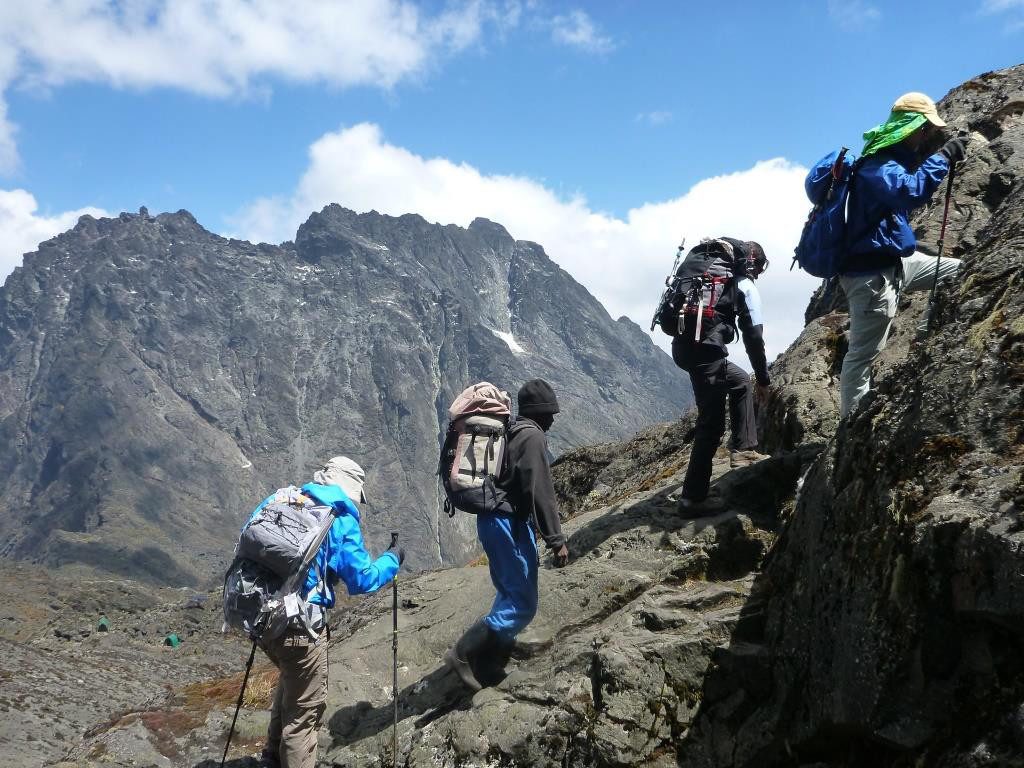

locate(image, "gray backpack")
(222, 487), (336, 643)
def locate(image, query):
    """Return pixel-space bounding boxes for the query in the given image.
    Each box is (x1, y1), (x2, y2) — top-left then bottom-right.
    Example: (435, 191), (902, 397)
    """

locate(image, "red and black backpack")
(655, 238), (746, 343)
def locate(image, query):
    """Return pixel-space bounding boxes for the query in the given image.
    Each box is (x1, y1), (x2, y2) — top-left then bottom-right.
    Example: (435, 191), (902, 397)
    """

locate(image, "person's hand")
(552, 545), (569, 568)
(388, 545), (406, 566)
(755, 382), (771, 404)
(939, 137), (967, 165)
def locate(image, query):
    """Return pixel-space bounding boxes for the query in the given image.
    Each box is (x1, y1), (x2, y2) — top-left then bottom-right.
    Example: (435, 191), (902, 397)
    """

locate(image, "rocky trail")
(46, 427), (812, 768)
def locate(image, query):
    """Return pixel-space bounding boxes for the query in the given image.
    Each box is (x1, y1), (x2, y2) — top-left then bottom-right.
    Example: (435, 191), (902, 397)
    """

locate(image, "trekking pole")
(924, 162), (958, 334)
(390, 531), (400, 768)
(220, 639), (258, 768)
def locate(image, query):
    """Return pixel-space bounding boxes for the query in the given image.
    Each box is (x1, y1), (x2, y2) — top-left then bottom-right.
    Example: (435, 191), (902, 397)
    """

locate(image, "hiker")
(445, 378), (570, 691)
(254, 456), (402, 768)
(671, 238), (771, 514)
(839, 92), (967, 417)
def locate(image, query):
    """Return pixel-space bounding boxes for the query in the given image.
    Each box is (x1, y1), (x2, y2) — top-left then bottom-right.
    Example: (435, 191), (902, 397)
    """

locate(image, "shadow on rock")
(193, 758), (260, 768)
(327, 664), (471, 748)
(567, 449), (817, 561)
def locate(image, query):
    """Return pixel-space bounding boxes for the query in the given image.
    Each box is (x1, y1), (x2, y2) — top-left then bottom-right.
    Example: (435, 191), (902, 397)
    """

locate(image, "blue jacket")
(248, 483), (399, 608)
(843, 145), (950, 275)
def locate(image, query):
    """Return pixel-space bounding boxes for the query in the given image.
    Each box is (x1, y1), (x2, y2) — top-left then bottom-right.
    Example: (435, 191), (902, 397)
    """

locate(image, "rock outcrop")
(679, 63), (1024, 767)
(0, 207), (688, 583)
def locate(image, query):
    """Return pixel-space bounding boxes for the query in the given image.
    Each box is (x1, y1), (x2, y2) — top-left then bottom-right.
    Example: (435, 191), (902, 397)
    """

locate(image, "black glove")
(939, 137), (967, 165)
(388, 545), (406, 565)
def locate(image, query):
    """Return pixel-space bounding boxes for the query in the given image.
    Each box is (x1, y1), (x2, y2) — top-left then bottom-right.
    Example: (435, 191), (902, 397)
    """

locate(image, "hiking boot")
(730, 449), (770, 469)
(473, 634), (514, 688)
(677, 493), (726, 517)
(444, 620), (491, 692)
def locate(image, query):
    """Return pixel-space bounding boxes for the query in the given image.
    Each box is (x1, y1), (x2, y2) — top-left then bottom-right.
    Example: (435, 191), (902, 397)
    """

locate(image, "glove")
(388, 545), (406, 566)
(939, 137), (967, 165)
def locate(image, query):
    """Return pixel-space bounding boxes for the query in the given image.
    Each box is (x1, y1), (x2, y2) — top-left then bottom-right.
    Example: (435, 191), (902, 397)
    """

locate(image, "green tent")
(164, 633), (181, 648)
(97, 616), (111, 632)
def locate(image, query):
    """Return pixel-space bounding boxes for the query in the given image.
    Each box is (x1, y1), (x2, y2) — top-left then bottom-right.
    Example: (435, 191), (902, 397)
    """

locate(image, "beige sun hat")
(892, 92), (947, 127)
(313, 455), (367, 503)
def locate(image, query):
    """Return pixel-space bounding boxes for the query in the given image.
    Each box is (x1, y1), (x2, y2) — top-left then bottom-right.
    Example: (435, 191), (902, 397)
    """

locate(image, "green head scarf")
(862, 111), (928, 157)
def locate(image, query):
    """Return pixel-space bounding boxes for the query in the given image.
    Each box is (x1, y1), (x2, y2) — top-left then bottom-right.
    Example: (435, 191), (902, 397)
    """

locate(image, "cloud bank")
(231, 123), (818, 364)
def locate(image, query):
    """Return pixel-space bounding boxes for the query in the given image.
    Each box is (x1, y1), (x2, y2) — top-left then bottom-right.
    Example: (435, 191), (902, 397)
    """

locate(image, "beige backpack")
(439, 382), (512, 516)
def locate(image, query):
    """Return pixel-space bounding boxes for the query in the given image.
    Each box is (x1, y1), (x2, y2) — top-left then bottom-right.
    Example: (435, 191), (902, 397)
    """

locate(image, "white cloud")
(635, 110), (673, 126)
(550, 9), (615, 53)
(0, 0), (497, 172)
(982, 0), (1024, 27)
(230, 123), (819, 365)
(826, 0), (881, 28)
(0, 189), (107, 278)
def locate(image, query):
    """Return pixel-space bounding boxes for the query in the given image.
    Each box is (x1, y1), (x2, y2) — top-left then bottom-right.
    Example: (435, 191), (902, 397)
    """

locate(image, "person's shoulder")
(510, 419), (546, 446)
(863, 150), (909, 173)
(330, 509), (361, 538)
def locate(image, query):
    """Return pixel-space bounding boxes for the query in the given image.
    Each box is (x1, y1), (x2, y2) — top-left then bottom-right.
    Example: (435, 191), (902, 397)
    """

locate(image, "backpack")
(791, 148), (861, 278)
(222, 486), (335, 643)
(654, 238), (742, 342)
(439, 382), (512, 517)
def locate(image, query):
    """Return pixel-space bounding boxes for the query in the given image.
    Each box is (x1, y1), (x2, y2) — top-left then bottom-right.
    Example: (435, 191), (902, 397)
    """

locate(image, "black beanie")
(517, 378), (560, 416)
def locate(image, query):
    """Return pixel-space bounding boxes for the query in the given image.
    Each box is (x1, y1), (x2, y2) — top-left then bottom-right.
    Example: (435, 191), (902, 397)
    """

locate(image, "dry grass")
(968, 307), (1006, 350)
(919, 434), (973, 460)
(182, 663), (279, 710)
(243, 666), (280, 708)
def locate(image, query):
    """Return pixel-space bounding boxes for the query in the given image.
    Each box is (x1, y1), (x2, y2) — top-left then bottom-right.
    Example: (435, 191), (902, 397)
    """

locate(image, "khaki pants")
(262, 632), (328, 768)
(839, 252), (961, 417)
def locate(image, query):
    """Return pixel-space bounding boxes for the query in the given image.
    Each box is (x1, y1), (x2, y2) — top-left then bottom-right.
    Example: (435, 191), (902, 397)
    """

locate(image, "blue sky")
(1, 0), (1021, 361)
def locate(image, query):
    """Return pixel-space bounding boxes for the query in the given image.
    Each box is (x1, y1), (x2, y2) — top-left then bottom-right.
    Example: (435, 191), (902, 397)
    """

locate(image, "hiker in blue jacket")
(839, 92), (967, 417)
(256, 456), (402, 768)
(445, 379), (570, 691)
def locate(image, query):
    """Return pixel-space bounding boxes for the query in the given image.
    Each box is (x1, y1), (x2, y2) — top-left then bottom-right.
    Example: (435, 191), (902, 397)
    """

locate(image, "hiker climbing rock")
(444, 378), (569, 691)
(225, 456), (402, 768)
(836, 92), (965, 417)
(656, 238), (771, 515)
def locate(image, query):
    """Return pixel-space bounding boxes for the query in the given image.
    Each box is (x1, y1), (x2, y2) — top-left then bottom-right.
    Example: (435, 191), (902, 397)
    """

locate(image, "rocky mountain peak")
(0, 202), (688, 585)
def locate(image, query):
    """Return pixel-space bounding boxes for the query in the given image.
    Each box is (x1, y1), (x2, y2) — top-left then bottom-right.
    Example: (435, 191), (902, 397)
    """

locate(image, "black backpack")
(654, 238), (744, 341)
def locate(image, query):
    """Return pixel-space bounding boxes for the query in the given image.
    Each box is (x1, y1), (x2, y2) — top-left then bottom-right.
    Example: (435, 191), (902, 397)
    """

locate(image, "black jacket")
(497, 417), (566, 550)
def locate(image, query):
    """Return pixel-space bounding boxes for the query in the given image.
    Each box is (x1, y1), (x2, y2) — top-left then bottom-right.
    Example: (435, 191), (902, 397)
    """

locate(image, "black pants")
(673, 344), (757, 501)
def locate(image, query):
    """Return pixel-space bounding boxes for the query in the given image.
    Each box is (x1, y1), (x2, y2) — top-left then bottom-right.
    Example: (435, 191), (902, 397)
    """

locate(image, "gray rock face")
(0, 207), (689, 583)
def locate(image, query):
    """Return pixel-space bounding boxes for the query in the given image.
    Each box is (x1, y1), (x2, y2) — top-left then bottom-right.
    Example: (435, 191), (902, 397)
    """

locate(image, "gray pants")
(262, 632), (328, 768)
(839, 252), (961, 417)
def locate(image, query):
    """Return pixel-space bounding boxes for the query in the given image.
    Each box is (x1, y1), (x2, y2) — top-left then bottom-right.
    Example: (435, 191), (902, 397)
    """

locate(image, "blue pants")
(478, 514), (538, 643)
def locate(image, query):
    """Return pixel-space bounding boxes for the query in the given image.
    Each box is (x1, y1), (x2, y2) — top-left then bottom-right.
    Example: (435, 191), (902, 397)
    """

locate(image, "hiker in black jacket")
(445, 378), (569, 691)
(673, 239), (771, 515)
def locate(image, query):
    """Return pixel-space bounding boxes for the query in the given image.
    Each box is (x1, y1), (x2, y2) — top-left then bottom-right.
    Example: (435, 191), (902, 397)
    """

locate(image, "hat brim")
(924, 111), (947, 128)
